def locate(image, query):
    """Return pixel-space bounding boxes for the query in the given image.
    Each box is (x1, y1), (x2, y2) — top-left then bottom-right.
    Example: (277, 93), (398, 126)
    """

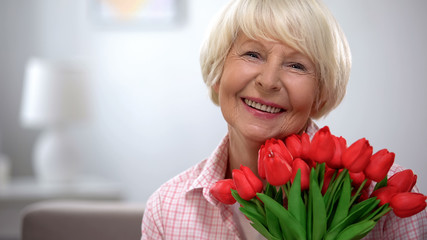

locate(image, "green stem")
(325, 169), (347, 212)
(252, 198), (266, 217)
(371, 204), (392, 222)
(283, 183), (290, 199)
(350, 179), (368, 206)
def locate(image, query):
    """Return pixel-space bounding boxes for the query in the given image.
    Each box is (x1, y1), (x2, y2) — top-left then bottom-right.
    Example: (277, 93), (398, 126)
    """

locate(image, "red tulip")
(210, 179), (236, 204)
(370, 186), (399, 206)
(327, 135), (347, 169)
(259, 138), (293, 163)
(258, 145), (267, 179)
(241, 165), (263, 194)
(300, 132), (311, 160)
(285, 134), (302, 159)
(269, 139), (293, 163)
(364, 149), (395, 182)
(291, 158), (310, 191)
(390, 192), (427, 218)
(349, 171), (371, 190)
(232, 165), (263, 201)
(263, 152), (293, 186)
(388, 169), (417, 193)
(342, 138), (373, 173)
(309, 126), (335, 163)
(258, 138), (293, 183)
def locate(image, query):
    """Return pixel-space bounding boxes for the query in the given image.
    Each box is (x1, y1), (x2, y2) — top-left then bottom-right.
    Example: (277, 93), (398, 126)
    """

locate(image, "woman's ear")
(310, 98), (324, 118)
(213, 81), (220, 94)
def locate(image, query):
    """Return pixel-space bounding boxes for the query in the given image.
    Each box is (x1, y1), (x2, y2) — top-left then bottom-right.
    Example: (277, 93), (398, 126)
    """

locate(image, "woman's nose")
(255, 62), (282, 92)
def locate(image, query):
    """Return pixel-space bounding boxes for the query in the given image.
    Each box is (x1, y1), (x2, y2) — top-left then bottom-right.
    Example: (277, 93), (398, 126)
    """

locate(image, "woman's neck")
(225, 130), (262, 179)
(224, 120), (312, 179)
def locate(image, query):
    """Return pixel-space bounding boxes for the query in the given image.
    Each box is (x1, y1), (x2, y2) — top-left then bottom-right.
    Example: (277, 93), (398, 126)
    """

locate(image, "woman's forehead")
(232, 32), (310, 59)
(236, 29), (305, 53)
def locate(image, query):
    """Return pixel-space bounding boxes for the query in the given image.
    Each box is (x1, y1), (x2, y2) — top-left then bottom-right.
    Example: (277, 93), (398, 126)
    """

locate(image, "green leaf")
(265, 183), (277, 199)
(307, 187), (313, 240)
(373, 176), (388, 192)
(309, 169), (327, 240)
(238, 205), (267, 230)
(265, 205), (283, 240)
(274, 186), (284, 206)
(325, 198), (380, 240)
(349, 197), (379, 216)
(231, 189), (266, 227)
(323, 170), (337, 201)
(257, 193), (306, 240)
(325, 169), (346, 216)
(288, 170), (307, 231)
(317, 163), (326, 188)
(367, 202), (392, 222)
(326, 182), (343, 226)
(335, 220), (376, 240)
(329, 172), (351, 229)
(251, 221), (281, 240)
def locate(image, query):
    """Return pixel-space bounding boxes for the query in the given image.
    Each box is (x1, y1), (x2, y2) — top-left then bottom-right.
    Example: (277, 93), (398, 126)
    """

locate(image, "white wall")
(319, 0), (427, 194)
(0, 0), (426, 202)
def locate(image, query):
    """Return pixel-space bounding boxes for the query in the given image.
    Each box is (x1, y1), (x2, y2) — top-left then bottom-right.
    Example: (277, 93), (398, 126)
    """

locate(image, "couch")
(21, 200), (144, 240)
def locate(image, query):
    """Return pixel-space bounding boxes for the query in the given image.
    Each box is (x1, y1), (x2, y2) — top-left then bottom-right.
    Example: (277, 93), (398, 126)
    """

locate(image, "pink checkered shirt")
(141, 123), (427, 239)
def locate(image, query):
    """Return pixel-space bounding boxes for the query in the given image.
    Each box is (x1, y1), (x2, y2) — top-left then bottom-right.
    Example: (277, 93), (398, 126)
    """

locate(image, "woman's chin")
(238, 126), (282, 144)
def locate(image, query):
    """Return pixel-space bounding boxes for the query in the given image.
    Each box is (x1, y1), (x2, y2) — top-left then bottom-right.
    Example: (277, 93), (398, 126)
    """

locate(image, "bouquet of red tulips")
(210, 126), (427, 240)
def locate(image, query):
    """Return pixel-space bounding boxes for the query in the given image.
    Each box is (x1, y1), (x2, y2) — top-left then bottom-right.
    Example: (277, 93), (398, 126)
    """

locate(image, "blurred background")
(0, 0), (426, 211)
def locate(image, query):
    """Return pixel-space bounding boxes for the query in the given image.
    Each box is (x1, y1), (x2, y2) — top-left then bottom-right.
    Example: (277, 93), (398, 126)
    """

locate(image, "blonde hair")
(200, 0), (351, 119)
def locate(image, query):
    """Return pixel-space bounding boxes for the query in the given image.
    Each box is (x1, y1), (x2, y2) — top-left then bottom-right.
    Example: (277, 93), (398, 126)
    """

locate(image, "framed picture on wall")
(89, 0), (186, 29)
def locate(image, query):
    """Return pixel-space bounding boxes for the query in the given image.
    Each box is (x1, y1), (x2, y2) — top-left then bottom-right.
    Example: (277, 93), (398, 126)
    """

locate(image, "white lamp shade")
(21, 58), (88, 128)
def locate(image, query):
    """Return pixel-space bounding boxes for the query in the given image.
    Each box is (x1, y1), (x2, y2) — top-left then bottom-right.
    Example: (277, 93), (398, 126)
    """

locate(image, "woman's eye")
(245, 52), (260, 59)
(289, 63), (306, 71)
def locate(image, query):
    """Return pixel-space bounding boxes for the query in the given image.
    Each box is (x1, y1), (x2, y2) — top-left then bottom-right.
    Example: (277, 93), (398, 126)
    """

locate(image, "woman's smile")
(242, 97), (285, 119)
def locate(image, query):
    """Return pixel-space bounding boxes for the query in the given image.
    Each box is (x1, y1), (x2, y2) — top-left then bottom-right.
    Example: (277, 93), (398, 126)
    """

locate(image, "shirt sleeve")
(364, 164), (427, 239)
(141, 190), (164, 240)
(380, 208), (427, 239)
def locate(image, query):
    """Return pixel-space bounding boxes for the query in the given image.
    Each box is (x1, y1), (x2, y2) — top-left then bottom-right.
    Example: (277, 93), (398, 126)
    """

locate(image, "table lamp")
(0, 130), (11, 186)
(20, 58), (88, 183)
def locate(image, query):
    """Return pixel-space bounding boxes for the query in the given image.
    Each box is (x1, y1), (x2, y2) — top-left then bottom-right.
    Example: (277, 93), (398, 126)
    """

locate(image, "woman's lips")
(242, 97), (285, 114)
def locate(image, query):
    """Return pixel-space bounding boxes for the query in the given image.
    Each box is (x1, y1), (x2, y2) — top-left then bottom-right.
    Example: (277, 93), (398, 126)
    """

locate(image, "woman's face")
(215, 33), (318, 143)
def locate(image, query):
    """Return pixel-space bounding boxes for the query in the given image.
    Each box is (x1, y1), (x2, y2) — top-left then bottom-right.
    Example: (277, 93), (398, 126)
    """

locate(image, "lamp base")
(33, 128), (78, 183)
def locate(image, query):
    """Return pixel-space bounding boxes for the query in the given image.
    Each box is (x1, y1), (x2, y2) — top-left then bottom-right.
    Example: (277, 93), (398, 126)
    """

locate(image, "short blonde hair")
(200, 0), (351, 119)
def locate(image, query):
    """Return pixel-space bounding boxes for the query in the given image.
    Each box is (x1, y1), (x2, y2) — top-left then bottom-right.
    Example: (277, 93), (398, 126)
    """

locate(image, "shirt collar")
(306, 118), (319, 138)
(187, 134), (229, 204)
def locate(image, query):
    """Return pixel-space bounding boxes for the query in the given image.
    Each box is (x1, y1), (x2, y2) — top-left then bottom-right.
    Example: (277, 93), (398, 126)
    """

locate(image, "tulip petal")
(240, 165), (263, 193)
(265, 155), (292, 186)
(370, 186), (399, 206)
(342, 138), (373, 173)
(388, 169), (417, 193)
(292, 158), (310, 191)
(365, 149), (395, 182)
(390, 192), (427, 218)
(286, 134), (302, 159)
(310, 126), (335, 163)
(210, 179), (236, 204)
(327, 136), (346, 169)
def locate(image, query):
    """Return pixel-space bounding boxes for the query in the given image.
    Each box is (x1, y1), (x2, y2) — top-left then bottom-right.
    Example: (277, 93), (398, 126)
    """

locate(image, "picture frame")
(89, 0), (186, 30)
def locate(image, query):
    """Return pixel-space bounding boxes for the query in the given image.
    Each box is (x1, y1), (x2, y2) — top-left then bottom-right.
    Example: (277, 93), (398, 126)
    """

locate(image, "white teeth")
(244, 99), (282, 114)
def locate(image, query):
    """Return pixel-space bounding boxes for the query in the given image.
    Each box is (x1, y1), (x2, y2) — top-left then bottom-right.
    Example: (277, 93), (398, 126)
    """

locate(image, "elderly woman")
(141, 0), (426, 239)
